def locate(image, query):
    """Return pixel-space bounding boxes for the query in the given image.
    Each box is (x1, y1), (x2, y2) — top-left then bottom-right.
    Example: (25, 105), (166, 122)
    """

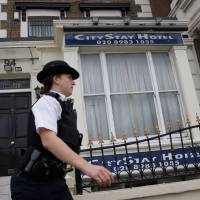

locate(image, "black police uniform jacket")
(27, 93), (82, 163)
(11, 93), (81, 199)
(17, 93), (82, 177)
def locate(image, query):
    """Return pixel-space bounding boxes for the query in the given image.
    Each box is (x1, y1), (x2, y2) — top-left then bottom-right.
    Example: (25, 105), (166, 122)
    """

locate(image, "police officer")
(10, 60), (113, 200)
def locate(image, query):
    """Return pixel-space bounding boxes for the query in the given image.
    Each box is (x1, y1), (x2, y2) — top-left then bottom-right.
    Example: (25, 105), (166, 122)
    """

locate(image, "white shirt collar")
(50, 90), (68, 102)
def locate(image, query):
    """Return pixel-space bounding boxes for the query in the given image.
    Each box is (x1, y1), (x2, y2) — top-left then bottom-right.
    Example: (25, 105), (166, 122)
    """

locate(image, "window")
(15, 2), (70, 37)
(0, 79), (30, 90)
(86, 10), (122, 17)
(80, 52), (182, 140)
(28, 16), (57, 37)
(80, 3), (130, 18)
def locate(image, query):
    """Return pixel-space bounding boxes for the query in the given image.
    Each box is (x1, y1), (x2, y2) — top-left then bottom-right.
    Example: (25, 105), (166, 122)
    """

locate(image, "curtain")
(85, 96), (109, 140)
(29, 17), (54, 37)
(160, 92), (181, 130)
(81, 54), (104, 94)
(81, 52), (182, 139)
(106, 53), (157, 137)
(111, 94), (157, 137)
(107, 54), (153, 92)
(81, 54), (109, 140)
(152, 53), (181, 129)
(152, 53), (176, 90)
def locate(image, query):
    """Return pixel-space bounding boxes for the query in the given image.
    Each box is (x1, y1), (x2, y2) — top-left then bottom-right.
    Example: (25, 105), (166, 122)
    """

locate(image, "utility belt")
(16, 148), (72, 181)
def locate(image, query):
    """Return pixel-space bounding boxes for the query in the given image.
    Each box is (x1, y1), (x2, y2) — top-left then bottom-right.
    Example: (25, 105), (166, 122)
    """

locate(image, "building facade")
(1, 0), (200, 199)
(170, 0), (200, 103)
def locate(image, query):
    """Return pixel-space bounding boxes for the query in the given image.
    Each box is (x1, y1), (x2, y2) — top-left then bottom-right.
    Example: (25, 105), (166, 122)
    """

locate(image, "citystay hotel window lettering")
(80, 52), (182, 141)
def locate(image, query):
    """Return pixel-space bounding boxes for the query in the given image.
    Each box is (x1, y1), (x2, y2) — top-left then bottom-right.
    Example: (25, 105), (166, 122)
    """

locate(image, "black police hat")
(37, 60), (79, 83)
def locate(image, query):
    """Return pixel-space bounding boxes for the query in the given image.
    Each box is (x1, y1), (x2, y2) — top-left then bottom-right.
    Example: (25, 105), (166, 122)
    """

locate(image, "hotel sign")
(65, 32), (183, 46)
(83, 146), (200, 174)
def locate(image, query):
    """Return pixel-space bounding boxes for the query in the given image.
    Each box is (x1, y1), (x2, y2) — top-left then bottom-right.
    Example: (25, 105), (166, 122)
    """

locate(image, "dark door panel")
(14, 94), (31, 109)
(0, 96), (12, 109)
(15, 110), (29, 137)
(0, 149), (17, 176)
(0, 112), (12, 138)
(0, 139), (11, 148)
(14, 138), (27, 147)
(0, 92), (31, 176)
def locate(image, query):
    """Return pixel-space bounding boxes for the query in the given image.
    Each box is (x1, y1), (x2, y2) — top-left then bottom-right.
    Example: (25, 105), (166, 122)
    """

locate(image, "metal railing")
(75, 117), (200, 194)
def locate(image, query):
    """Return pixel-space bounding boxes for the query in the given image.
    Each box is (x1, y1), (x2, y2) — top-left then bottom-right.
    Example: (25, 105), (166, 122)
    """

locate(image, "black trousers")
(10, 173), (73, 200)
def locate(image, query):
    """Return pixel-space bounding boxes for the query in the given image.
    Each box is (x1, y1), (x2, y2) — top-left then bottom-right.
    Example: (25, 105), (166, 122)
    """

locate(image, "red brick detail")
(150, 0), (171, 17)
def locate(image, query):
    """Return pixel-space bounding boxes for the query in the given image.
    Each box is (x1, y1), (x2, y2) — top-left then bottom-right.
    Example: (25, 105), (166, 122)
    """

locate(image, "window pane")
(160, 92), (182, 130)
(85, 96), (109, 140)
(106, 53), (153, 93)
(111, 94), (158, 137)
(152, 53), (176, 90)
(28, 17), (54, 37)
(0, 79), (30, 90)
(81, 54), (104, 94)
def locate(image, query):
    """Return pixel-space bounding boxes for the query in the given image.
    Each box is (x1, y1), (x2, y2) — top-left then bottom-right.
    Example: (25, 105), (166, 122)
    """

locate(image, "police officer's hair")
(40, 75), (54, 94)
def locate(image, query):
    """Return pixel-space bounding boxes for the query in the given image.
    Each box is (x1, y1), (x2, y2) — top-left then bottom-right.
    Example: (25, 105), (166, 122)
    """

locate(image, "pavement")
(0, 176), (11, 200)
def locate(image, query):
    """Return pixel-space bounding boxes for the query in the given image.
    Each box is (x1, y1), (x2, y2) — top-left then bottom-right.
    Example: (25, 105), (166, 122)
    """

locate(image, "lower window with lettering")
(80, 52), (183, 140)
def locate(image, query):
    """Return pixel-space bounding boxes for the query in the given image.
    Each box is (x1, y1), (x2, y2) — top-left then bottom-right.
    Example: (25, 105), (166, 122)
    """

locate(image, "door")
(0, 93), (31, 176)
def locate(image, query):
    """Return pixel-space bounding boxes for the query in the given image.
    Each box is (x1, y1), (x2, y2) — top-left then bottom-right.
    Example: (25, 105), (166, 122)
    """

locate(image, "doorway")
(0, 92), (31, 176)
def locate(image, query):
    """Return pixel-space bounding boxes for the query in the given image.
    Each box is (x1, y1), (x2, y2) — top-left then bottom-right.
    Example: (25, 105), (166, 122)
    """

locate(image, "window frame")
(28, 16), (58, 38)
(19, 9), (61, 37)
(80, 51), (185, 142)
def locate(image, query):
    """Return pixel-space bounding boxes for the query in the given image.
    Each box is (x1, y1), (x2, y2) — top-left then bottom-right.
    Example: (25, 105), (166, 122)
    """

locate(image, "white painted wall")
(170, 0), (200, 35)
(135, 0), (153, 17)
(186, 44), (200, 103)
(170, 0), (200, 104)
(89, 10), (122, 17)
(171, 0), (198, 20)
(0, 47), (40, 103)
(63, 48), (88, 145)
(0, 29), (7, 38)
(0, 0), (7, 3)
(171, 46), (200, 130)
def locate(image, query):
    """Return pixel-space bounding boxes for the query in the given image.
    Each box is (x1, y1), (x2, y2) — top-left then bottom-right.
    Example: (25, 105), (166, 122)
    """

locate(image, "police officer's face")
(53, 74), (75, 96)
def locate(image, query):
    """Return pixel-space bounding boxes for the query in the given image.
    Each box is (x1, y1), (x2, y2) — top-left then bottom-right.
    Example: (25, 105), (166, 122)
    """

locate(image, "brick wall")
(150, 0), (171, 17)
(3, 0), (141, 39)
(2, 0), (20, 38)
